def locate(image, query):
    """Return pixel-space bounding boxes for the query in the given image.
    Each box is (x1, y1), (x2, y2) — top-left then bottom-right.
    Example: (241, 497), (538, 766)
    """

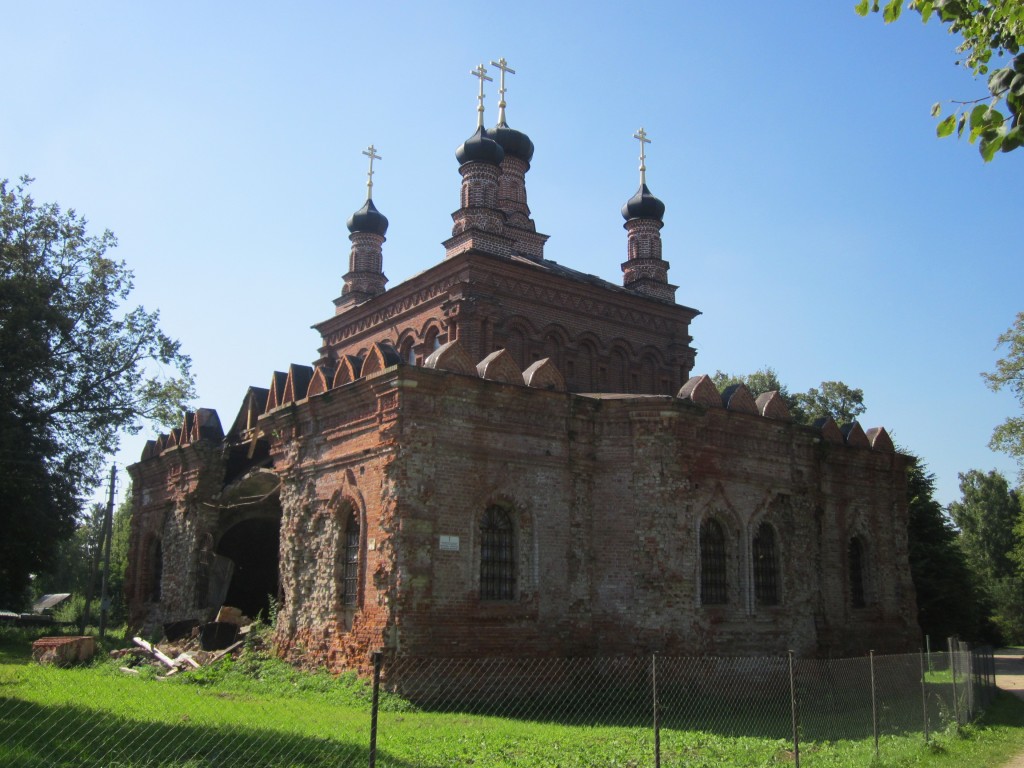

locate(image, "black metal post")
(948, 637), (961, 727)
(651, 653), (660, 768)
(369, 650), (383, 768)
(870, 650), (878, 759)
(920, 648), (929, 743)
(788, 650), (800, 768)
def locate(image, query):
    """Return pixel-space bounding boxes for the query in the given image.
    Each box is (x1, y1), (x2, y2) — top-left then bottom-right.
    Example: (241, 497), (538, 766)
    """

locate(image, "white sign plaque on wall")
(439, 535), (460, 552)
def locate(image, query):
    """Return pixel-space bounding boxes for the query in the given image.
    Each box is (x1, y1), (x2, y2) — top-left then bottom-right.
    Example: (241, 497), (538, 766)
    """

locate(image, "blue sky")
(2, 1), (1020, 507)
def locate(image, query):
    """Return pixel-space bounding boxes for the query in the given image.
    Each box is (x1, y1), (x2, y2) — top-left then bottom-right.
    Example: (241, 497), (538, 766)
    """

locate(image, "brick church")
(126, 62), (919, 670)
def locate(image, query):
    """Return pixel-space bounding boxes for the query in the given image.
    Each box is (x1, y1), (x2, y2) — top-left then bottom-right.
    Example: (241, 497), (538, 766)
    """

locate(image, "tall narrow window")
(343, 510), (360, 609)
(700, 518), (728, 605)
(480, 506), (515, 600)
(753, 522), (779, 606)
(849, 537), (866, 608)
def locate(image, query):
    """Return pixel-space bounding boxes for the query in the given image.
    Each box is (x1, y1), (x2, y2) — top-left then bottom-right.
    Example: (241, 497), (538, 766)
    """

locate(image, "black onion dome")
(346, 198), (389, 236)
(486, 122), (534, 163)
(456, 125), (505, 166)
(621, 183), (665, 222)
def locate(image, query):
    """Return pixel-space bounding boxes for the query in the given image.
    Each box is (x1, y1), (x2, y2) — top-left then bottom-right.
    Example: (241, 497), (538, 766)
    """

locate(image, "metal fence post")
(788, 650), (800, 768)
(369, 650), (383, 768)
(870, 650), (878, 759)
(966, 643), (974, 720)
(948, 637), (960, 727)
(651, 654), (660, 768)
(920, 648), (929, 744)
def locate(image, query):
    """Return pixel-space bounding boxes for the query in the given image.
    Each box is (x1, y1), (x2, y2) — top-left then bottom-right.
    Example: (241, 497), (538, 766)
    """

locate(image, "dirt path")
(995, 649), (1024, 767)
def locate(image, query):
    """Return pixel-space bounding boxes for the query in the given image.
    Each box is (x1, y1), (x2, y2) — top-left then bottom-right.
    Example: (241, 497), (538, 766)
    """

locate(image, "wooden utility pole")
(98, 464), (116, 638)
(79, 504), (104, 634)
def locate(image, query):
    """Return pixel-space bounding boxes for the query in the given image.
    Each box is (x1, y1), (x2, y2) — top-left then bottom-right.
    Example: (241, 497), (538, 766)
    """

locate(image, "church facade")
(125, 65), (919, 671)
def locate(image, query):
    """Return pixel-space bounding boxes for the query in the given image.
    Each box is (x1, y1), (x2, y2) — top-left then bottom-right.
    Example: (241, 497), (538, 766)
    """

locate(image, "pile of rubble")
(112, 605), (257, 679)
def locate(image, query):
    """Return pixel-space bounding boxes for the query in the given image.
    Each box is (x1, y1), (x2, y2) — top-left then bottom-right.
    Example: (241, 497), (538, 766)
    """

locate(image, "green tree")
(904, 457), (982, 641)
(711, 366), (806, 421)
(948, 469), (1024, 641)
(711, 369), (865, 426)
(0, 177), (194, 608)
(794, 381), (866, 426)
(985, 312), (1024, 480)
(857, 0), (1024, 160)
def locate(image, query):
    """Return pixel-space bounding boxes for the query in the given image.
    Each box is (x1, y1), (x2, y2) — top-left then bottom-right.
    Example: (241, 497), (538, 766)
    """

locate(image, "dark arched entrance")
(216, 518), (280, 620)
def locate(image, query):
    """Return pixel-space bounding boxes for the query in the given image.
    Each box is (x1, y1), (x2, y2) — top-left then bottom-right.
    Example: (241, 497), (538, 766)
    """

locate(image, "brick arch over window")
(480, 505), (516, 600)
(497, 315), (538, 370)
(575, 333), (602, 391)
(700, 517), (728, 605)
(421, 322), (444, 353)
(753, 521), (779, 606)
(539, 323), (571, 369)
(398, 336), (416, 365)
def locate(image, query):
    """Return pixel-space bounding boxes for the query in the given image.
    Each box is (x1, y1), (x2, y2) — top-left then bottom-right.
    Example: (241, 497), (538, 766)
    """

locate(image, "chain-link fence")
(0, 640), (997, 767)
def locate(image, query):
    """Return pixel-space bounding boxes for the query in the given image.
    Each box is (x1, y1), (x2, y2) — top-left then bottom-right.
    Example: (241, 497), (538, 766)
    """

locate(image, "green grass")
(3, 628), (1024, 767)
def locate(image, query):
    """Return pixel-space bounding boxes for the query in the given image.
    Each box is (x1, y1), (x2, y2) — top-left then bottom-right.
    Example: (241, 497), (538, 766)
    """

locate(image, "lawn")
(2, 629), (1024, 767)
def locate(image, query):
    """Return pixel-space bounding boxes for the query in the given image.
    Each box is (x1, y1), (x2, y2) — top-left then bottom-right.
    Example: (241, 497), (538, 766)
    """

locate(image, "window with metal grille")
(753, 522), (779, 606)
(700, 518), (728, 605)
(480, 506), (515, 600)
(343, 511), (360, 608)
(849, 537), (866, 608)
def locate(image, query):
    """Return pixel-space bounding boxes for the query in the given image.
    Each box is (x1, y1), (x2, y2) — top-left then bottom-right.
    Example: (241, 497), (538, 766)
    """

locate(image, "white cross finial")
(470, 63), (492, 128)
(633, 128), (651, 186)
(362, 144), (381, 200)
(490, 57), (516, 125)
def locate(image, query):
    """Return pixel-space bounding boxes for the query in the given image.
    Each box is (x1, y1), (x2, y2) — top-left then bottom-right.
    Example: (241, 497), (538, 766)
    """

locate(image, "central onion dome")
(456, 125), (505, 166)
(621, 183), (666, 222)
(486, 122), (534, 164)
(346, 198), (389, 236)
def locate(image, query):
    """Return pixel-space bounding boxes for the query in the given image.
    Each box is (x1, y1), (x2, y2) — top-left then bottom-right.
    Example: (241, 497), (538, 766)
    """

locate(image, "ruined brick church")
(126, 63), (919, 670)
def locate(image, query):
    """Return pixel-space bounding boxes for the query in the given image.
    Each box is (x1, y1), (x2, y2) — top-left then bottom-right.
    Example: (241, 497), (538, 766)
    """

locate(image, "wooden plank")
(132, 635), (177, 668)
(174, 652), (201, 669)
(207, 640), (244, 664)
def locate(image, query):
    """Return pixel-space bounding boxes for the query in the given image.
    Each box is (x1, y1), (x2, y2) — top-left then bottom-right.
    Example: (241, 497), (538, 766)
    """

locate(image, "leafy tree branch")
(857, 0), (1024, 159)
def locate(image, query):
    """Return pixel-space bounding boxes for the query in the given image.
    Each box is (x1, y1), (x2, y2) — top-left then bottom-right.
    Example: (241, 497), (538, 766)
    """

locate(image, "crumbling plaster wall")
(128, 363), (918, 670)
(262, 378), (400, 674)
(375, 366), (918, 660)
(126, 442), (228, 634)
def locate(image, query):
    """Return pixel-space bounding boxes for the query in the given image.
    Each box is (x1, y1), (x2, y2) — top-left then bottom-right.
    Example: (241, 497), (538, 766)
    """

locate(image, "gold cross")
(633, 128), (651, 186)
(490, 57), (516, 125)
(362, 145), (381, 200)
(470, 63), (492, 128)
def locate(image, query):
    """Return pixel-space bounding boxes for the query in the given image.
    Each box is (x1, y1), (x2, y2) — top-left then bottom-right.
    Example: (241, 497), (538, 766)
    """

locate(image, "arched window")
(700, 518), (728, 605)
(400, 338), (416, 366)
(480, 506), (515, 600)
(342, 510), (360, 609)
(753, 522), (779, 606)
(849, 537), (867, 608)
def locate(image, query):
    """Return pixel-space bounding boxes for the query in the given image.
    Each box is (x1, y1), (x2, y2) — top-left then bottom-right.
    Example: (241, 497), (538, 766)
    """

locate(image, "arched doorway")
(216, 517), (280, 620)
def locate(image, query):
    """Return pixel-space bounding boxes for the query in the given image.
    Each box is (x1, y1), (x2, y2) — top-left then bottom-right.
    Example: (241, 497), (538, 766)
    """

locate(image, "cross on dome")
(490, 57), (516, 126)
(470, 63), (492, 128)
(362, 144), (381, 200)
(633, 128), (651, 186)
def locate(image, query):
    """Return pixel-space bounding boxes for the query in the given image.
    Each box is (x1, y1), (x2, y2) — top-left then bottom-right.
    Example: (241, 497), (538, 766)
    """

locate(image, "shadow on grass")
(0, 698), (420, 768)
(977, 689), (1024, 727)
